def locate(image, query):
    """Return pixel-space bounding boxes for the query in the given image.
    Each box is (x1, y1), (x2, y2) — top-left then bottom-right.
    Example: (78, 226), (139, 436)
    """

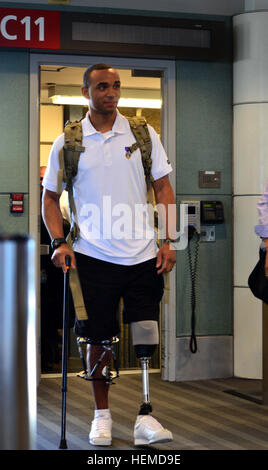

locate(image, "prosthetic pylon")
(134, 344), (156, 415)
(139, 357), (153, 415)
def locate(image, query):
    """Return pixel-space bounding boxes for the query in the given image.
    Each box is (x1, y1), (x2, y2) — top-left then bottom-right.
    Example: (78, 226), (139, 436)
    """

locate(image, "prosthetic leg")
(131, 320), (173, 445)
(131, 320), (159, 415)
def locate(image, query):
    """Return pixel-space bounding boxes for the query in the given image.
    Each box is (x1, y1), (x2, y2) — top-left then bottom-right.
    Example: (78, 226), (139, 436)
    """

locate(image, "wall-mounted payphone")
(182, 200), (224, 241)
(201, 201), (224, 225)
(181, 200), (224, 353)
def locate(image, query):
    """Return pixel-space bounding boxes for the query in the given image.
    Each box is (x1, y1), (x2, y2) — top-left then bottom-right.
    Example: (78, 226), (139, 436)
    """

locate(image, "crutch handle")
(65, 254), (71, 269)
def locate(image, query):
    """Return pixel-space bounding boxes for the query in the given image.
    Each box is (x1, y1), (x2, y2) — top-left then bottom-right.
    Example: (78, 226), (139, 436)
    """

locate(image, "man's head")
(82, 64), (121, 115)
(82, 63), (113, 88)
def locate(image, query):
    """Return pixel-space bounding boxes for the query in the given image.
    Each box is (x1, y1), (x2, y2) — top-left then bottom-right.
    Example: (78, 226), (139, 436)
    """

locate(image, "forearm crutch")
(59, 255), (71, 450)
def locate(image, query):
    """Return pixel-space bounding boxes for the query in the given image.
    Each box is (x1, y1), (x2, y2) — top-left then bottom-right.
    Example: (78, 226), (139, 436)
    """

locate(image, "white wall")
(233, 11), (268, 378)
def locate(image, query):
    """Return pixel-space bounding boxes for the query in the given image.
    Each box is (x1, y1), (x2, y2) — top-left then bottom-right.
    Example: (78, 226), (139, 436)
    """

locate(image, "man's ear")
(81, 86), (90, 99)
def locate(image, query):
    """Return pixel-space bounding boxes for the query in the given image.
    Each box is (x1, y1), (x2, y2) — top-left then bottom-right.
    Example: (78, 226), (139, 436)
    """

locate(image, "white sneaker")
(134, 415), (173, 446)
(89, 415), (112, 446)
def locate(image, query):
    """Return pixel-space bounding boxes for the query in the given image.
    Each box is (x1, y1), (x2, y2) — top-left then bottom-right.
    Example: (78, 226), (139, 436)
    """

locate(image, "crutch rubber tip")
(59, 439), (68, 449)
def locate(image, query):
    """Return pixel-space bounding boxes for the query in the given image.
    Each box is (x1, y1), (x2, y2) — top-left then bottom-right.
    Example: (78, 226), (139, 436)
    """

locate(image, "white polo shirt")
(43, 111), (172, 265)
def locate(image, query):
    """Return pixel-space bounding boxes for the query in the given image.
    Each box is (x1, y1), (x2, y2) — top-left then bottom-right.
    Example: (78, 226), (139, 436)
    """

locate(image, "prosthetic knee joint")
(76, 336), (119, 385)
(131, 320), (159, 415)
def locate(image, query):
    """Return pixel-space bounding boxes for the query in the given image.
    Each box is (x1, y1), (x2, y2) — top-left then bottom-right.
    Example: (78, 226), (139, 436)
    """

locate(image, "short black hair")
(83, 63), (113, 87)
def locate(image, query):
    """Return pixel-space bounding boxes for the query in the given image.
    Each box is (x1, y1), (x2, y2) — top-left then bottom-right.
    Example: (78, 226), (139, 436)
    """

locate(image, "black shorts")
(74, 253), (164, 341)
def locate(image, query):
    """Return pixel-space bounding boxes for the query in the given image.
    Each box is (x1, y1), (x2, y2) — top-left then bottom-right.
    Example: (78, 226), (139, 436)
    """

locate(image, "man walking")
(42, 64), (176, 446)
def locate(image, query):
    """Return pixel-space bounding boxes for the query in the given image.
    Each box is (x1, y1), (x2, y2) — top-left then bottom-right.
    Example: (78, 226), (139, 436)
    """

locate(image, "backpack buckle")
(64, 143), (85, 153)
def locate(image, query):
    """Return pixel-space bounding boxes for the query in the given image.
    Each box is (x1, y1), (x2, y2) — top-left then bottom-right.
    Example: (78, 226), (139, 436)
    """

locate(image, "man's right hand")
(51, 244), (76, 273)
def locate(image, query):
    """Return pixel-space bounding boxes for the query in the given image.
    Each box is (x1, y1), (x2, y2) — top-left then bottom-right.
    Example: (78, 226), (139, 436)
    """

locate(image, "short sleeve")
(148, 125), (172, 181)
(42, 133), (65, 193)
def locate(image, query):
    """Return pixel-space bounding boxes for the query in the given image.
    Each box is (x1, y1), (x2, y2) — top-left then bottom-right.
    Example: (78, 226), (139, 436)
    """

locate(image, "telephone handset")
(201, 201), (224, 225)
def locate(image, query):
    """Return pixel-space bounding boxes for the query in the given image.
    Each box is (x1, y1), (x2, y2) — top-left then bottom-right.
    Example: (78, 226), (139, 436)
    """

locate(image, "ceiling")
(40, 66), (161, 89)
(10, 0), (246, 17)
(39, 0), (246, 99)
(40, 66), (161, 104)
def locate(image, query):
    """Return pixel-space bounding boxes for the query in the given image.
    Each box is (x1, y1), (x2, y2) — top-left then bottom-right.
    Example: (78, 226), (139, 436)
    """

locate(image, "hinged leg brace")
(76, 336), (119, 385)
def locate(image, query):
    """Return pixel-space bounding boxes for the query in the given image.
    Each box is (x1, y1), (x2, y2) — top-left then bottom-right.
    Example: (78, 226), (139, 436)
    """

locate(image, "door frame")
(29, 53), (177, 381)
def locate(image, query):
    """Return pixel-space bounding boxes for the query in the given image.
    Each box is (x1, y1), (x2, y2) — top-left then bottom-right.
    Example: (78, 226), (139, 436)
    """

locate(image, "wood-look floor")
(37, 372), (268, 451)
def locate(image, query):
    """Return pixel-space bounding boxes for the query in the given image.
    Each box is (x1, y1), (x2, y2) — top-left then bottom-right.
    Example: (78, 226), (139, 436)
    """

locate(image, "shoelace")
(92, 417), (112, 434)
(139, 416), (164, 430)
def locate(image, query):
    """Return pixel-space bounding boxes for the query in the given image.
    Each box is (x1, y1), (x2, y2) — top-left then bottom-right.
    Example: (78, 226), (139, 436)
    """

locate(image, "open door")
(39, 64), (162, 373)
(29, 53), (176, 381)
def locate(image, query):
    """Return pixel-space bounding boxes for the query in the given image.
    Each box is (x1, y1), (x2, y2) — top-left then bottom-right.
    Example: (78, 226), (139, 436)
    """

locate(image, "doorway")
(29, 54), (176, 379)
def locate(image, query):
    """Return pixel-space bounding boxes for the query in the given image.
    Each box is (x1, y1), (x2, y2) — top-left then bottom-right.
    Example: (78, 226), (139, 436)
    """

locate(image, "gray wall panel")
(0, 51), (29, 194)
(176, 60), (232, 196)
(176, 59), (233, 338)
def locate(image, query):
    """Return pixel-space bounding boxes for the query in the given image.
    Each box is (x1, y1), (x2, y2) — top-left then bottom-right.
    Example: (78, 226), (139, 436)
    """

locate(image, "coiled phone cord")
(187, 229), (200, 353)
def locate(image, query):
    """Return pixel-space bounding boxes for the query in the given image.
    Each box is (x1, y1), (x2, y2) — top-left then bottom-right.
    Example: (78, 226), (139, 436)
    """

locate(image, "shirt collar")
(82, 110), (128, 137)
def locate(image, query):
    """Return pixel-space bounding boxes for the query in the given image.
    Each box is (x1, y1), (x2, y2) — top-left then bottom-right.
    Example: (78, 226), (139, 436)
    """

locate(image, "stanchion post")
(0, 234), (36, 449)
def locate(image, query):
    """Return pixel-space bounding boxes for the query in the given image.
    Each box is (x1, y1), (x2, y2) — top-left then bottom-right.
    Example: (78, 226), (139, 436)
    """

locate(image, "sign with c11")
(0, 8), (60, 49)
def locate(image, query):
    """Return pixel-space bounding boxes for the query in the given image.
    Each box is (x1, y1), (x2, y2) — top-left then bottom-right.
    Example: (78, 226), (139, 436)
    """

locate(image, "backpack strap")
(67, 237), (88, 321)
(126, 116), (154, 205)
(58, 120), (85, 242)
(58, 120), (88, 321)
(127, 116), (171, 305)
